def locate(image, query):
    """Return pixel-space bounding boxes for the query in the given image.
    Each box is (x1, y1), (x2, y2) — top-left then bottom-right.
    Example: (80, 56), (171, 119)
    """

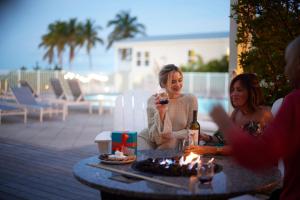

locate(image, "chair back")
(113, 90), (151, 133)
(67, 79), (84, 101)
(20, 80), (38, 97)
(11, 87), (38, 106)
(50, 78), (66, 99)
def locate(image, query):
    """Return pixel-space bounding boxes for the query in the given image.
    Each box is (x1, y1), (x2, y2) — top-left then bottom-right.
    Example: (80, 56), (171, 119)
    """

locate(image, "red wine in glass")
(159, 99), (169, 104)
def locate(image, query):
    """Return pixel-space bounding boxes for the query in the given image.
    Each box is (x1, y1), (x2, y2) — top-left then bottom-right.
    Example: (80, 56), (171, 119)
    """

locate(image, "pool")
(85, 93), (229, 116)
(198, 97), (229, 116)
(85, 93), (118, 107)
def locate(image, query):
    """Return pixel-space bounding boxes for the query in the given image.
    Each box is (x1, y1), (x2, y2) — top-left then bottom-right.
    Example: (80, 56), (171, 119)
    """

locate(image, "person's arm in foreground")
(210, 94), (295, 170)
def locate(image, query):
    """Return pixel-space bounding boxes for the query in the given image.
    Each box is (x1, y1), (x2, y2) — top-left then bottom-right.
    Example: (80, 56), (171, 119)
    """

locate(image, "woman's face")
(230, 80), (249, 108)
(166, 71), (183, 97)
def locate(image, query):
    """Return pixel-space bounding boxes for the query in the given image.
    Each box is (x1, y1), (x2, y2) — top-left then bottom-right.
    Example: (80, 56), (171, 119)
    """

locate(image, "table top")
(73, 150), (281, 200)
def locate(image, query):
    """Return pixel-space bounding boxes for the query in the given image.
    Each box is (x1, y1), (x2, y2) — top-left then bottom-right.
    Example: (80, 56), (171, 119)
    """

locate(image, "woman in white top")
(138, 64), (198, 150)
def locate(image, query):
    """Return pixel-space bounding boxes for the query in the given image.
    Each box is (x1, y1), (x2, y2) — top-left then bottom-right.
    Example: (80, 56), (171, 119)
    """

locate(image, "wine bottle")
(188, 110), (201, 145)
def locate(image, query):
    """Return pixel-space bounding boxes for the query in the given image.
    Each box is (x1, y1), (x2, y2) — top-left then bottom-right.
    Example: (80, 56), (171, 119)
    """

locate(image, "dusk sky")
(0, 0), (230, 74)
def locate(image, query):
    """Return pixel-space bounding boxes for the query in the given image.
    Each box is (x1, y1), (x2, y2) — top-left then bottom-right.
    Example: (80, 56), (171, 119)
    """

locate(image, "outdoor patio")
(0, 109), (113, 199)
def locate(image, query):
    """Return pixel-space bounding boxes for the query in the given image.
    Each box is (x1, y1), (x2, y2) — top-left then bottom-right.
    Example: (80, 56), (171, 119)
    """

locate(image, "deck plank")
(0, 112), (114, 199)
(0, 139), (99, 200)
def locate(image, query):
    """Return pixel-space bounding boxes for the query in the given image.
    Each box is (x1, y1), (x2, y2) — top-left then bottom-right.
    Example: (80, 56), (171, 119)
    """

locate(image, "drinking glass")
(197, 158), (215, 185)
(157, 88), (169, 104)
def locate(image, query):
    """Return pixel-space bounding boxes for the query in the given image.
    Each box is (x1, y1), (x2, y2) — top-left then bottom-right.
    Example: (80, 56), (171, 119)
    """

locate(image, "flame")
(179, 152), (201, 168)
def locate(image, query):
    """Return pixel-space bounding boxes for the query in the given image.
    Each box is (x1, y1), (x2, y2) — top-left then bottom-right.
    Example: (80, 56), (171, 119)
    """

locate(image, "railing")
(0, 70), (65, 95)
(0, 70), (229, 99)
(183, 72), (229, 98)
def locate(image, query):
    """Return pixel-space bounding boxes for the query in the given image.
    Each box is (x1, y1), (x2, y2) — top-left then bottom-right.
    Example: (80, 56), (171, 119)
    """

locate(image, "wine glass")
(197, 158), (215, 185)
(157, 88), (169, 104)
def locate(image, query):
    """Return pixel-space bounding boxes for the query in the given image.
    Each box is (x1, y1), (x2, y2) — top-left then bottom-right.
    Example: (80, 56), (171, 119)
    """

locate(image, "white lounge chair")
(0, 103), (27, 124)
(50, 78), (92, 115)
(11, 87), (66, 122)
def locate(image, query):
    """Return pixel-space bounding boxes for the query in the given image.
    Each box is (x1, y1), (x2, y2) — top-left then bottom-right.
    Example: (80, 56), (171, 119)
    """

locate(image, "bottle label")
(188, 129), (199, 145)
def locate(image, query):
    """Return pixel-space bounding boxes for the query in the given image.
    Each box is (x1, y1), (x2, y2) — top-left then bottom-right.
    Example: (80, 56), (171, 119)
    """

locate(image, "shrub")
(231, 0), (300, 105)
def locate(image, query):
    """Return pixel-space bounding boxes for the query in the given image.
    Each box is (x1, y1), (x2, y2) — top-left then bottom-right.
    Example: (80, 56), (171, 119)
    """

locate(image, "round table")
(73, 150), (281, 200)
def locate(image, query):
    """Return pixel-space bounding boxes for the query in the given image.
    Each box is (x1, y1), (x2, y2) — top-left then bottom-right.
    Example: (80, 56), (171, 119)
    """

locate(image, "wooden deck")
(0, 110), (113, 200)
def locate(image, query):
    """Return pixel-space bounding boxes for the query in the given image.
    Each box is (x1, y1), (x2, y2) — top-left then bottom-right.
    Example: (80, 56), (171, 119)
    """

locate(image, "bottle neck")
(192, 110), (198, 122)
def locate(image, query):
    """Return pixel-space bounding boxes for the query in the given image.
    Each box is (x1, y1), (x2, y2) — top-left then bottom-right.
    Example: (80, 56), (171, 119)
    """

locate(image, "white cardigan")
(139, 93), (198, 148)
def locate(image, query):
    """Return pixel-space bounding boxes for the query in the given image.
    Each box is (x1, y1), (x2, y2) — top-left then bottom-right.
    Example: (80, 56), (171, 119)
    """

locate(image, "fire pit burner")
(132, 156), (222, 177)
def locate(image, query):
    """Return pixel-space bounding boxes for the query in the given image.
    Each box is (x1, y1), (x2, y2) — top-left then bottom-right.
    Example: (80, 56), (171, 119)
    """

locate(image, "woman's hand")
(210, 105), (233, 134)
(155, 95), (168, 120)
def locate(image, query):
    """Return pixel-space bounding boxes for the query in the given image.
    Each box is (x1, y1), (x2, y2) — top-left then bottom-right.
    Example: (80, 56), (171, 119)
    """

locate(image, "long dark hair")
(230, 73), (264, 112)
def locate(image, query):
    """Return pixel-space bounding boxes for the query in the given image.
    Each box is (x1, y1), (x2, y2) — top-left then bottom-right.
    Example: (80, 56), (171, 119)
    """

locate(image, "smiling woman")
(137, 64), (199, 150)
(229, 73), (273, 136)
(200, 73), (273, 144)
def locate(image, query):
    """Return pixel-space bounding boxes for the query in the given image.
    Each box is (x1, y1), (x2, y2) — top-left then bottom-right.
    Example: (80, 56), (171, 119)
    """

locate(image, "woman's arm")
(146, 96), (172, 145)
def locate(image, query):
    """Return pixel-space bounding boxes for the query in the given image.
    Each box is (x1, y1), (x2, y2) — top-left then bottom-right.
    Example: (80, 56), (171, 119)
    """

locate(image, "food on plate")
(99, 150), (136, 162)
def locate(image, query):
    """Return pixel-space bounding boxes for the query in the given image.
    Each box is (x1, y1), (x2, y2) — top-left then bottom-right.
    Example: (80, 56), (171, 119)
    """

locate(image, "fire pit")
(132, 152), (222, 177)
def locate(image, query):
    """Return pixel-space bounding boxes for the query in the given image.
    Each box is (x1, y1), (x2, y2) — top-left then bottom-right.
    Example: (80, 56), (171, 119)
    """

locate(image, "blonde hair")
(158, 64), (183, 89)
(285, 36), (300, 88)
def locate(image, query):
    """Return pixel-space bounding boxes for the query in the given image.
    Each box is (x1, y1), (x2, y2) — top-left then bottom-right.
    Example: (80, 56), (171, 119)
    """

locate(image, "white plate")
(99, 154), (136, 165)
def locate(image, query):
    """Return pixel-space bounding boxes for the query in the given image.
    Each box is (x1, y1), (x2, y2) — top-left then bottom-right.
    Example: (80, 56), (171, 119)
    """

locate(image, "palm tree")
(54, 21), (68, 66)
(40, 18), (103, 71)
(39, 23), (57, 65)
(82, 19), (104, 69)
(66, 18), (83, 70)
(106, 11), (146, 49)
(39, 21), (67, 67)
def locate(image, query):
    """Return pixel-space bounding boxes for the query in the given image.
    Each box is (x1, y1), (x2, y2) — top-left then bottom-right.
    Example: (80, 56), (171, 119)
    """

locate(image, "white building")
(113, 32), (229, 93)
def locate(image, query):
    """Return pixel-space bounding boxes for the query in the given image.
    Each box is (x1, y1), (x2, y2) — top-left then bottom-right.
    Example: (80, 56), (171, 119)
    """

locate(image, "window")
(145, 51), (150, 66)
(118, 48), (132, 61)
(136, 51), (141, 66)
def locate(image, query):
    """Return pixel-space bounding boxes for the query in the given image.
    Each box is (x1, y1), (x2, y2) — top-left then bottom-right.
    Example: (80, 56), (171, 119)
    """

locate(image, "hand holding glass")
(157, 88), (169, 104)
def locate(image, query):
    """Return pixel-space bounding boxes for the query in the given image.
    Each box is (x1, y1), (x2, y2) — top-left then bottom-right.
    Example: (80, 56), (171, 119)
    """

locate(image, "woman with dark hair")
(138, 64), (198, 150)
(229, 73), (272, 136)
(201, 73), (273, 144)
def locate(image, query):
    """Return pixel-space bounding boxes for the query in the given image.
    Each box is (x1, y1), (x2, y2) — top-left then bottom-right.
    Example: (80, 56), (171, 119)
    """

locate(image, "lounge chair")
(0, 103), (27, 124)
(20, 80), (38, 97)
(50, 78), (92, 114)
(11, 86), (66, 122)
(50, 78), (67, 100)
